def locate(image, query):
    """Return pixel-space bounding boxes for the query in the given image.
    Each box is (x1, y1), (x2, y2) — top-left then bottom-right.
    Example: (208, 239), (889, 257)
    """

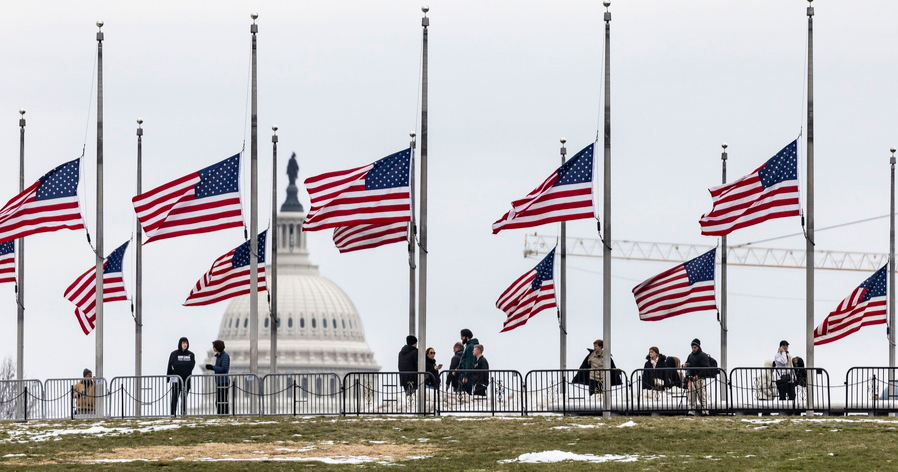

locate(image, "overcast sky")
(1, 1), (897, 385)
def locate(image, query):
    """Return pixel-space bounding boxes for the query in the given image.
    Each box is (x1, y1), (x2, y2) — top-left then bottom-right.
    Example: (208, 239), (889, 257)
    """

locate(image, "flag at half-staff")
(814, 265), (887, 346)
(699, 140), (800, 236)
(301, 148), (412, 252)
(632, 248), (717, 321)
(64, 241), (130, 335)
(132, 154), (244, 243)
(492, 143), (595, 234)
(496, 248), (557, 332)
(0, 241), (14, 284)
(184, 231), (267, 306)
(0, 158), (85, 245)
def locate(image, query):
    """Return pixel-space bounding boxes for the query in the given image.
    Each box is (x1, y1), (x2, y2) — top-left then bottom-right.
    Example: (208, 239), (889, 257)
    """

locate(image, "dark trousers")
(216, 384), (230, 415)
(776, 376), (796, 400)
(170, 381), (189, 415)
(588, 378), (604, 396)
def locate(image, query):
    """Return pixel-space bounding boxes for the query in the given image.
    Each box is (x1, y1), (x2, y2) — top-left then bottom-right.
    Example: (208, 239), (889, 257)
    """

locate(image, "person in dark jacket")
(471, 344), (490, 396)
(458, 329), (480, 394)
(167, 336), (196, 415)
(683, 338), (710, 415)
(424, 347), (441, 388)
(446, 342), (464, 392)
(205, 339), (231, 415)
(571, 340), (622, 392)
(398, 335), (419, 393)
(641, 346), (674, 390)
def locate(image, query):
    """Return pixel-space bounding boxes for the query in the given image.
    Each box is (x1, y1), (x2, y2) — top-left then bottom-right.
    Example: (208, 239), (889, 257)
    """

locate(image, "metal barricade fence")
(729, 367), (830, 414)
(185, 374), (261, 417)
(525, 369), (628, 415)
(0, 379), (42, 421)
(343, 372), (439, 415)
(44, 378), (108, 420)
(438, 370), (524, 416)
(262, 373), (342, 416)
(845, 367), (898, 414)
(108, 376), (180, 418)
(629, 368), (691, 414)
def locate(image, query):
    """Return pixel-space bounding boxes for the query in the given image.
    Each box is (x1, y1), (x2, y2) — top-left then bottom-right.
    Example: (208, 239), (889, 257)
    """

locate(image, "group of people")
(397, 328), (490, 396)
(72, 337), (231, 416)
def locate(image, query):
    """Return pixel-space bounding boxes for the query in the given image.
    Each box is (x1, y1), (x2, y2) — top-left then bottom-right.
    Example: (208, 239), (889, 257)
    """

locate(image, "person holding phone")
(774, 340), (795, 401)
(425, 347), (441, 389)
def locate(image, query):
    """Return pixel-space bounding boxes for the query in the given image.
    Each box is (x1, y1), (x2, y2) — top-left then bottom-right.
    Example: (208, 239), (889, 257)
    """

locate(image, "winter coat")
(446, 349), (463, 389)
(685, 347), (711, 379)
(572, 349), (622, 386)
(211, 351), (231, 386)
(458, 337), (480, 370)
(425, 356), (439, 387)
(72, 379), (95, 412)
(397, 344), (418, 372)
(471, 355), (490, 395)
(641, 353), (675, 390)
(167, 337), (196, 383)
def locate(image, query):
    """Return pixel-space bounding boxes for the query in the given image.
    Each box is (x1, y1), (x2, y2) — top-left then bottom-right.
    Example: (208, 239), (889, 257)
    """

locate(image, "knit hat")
(691, 338), (701, 347)
(406, 335), (418, 346)
(83, 368), (92, 377)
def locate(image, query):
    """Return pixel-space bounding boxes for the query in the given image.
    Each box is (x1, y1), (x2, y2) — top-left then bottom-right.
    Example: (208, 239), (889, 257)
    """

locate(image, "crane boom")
(523, 234), (887, 272)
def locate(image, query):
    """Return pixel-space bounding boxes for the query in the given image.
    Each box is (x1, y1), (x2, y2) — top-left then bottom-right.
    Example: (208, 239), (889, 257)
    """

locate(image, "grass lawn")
(0, 414), (894, 470)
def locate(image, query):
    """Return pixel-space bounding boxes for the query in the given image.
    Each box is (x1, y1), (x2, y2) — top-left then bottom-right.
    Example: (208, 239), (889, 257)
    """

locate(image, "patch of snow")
(617, 421), (637, 428)
(499, 450), (641, 464)
(2, 454), (26, 457)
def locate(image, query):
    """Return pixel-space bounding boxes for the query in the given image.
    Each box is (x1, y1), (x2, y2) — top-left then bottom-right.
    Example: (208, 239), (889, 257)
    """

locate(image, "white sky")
(1, 0), (897, 386)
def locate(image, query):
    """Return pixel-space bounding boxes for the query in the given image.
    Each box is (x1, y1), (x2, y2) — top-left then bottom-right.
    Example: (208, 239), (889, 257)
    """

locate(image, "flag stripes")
(184, 231), (267, 306)
(64, 241), (130, 335)
(333, 222), (408, 253)
(0, 158), (85, 245)
(814, 265), (888, 346)
(0, 241), (14, 284)
(632, 249), (717, 321)
(496, 249), (556, 332)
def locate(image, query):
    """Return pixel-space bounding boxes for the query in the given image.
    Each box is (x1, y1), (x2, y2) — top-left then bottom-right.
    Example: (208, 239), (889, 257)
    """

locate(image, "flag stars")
(555, 144), (594, 186)
(37, 158), (81, 200)
(366, 150), (411, 190)
(759, 141), (798, 189)
(685, 249), (716, 284)
(531, 248), (555, 290)
(196, 154), (240, 198)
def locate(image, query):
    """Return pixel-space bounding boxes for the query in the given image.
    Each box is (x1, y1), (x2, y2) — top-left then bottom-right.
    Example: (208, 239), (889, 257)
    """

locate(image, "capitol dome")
(207, 154), (380, 376)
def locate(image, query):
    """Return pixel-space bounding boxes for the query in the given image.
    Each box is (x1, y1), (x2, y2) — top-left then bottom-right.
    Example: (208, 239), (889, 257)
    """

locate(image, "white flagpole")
(559, 138), (567, 371)
(720, 143), (728, 403)
(95, 21), (105, 380)
(249, 13), (260, 375)
(804, 0), (816, 413)
(16, 109), (25, 381)
(135, 119), (144, 415)
(409, 133), (417, 337)
(417, 5), (430, 413)
(601, 0), (613, 418)
(270, 126), (279, 374)
(890, 147), (895, 373)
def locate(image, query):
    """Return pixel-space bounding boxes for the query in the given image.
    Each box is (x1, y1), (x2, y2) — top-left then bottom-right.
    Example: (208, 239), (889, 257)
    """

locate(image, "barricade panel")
(0, 379), (42, 421)
(729, 367), (830, 414)
(845, 367), (898, 414)
(525, 369), (628, 415)
(438, 370), (523, 415)
(343, 372), (439, 415)
(184, 374), (261, 416)
(44, 378), (108, 420)
(108, 376), (181, 418)
(262, 373), (342, 416)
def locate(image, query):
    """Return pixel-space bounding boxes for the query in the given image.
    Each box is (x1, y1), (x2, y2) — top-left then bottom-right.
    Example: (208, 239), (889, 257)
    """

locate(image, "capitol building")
(206, 155), (380, 376)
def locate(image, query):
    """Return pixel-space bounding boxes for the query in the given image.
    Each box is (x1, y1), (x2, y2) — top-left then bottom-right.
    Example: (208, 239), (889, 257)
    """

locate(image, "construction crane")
(523, 233), (888, 272)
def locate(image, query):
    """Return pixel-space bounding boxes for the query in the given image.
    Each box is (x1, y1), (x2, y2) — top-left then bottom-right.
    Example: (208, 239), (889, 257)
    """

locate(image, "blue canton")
(196, 154), (240, 199)
(758, 140), (798, 189)
(0, 240), (13, 256)
(36, 158), (80, 200)
(531, 248), (555, 290)
(860, 265), (888, 301)
(685, 249), (716, 285)
(366, 149), (411, 190)
(104, 241), (130, 274)
(232, 230), (267, 268)
(555, 143), (594, 186)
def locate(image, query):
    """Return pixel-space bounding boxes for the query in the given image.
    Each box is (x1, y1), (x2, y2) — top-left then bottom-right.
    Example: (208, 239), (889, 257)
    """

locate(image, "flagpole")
(804, 0), (815, 412)
(408, 132), (417, 337)
(249, 13), (260, 375)
(16, 109), (25, 381)
(559, 138), (567, 371)
(135, 119), (143, 378)
(720, 143), (728, 403)
(270, 126), (278, 374)
(890, 147), (896, 373)
(95, 20), (105, 380)
(601, 0), (613, 418)
(417, 5), (429, 413)
(135, 119), (143, 416)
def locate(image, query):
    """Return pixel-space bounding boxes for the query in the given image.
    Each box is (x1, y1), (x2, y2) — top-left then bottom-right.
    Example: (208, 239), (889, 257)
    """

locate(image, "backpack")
(702, 355), (719, 378)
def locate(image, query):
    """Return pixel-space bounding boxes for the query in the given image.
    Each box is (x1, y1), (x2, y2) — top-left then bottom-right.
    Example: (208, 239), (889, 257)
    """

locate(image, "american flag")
(632, 248), (717, 321)
(184, 231), (267, 306)
(496, 248), (557, 332)
(64, 241), (130, 335)
(132, 154), (244, 243)
(0, 241), (14, 284)
(814, 265), (887, 346)
(302, 149), (411, 232)
(332, 222), (409, 253)
(699, 140), (800, 236)
(0, 158), (85, 245)
(492, 143), (595, 234)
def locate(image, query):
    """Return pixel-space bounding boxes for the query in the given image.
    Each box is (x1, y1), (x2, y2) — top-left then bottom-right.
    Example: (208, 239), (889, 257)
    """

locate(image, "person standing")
(72, 368), (95, 415)
(572, 340), (615, 396)
(398, 335), (419, 393)
(446, 342), (464, 392)
(683, 338), (710, 415)
(471, 344), (490, 396)
(167, 336), (196, 416)
(205, 339), (231, 414)
(774, 340), (796, 401)
(458, 329), (480, 394)
(424, 348), (441, 389)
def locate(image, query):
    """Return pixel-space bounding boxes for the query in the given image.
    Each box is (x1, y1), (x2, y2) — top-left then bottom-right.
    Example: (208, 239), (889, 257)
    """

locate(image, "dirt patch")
(53, 441), (437, 463)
